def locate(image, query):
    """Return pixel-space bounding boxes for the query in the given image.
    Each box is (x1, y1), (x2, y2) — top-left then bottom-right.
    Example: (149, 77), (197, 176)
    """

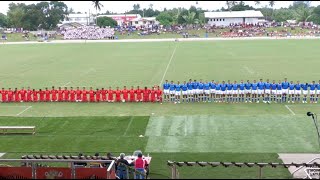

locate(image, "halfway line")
(123, 116), (134, 136)
(159, 44), (178, 86)
(285, 105), (296, 115)
(16, 106), (32, 116)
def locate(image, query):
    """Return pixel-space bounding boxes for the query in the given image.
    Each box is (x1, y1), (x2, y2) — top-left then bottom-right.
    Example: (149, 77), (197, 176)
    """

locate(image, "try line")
(159, 43), (178, 86)
(285, 105), (296, 115)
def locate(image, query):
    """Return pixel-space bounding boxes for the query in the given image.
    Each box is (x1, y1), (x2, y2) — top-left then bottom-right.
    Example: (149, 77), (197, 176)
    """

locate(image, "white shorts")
(216, 90), (221, 95)
(210, 89), (216, 94)
(289, 90), (295, 95)
(170, 90), (175, 95)
(182, 91), (187, 95)
(295, 90), (301, 95)
(258, 89), (264, 95)
(198, 89), (204, 94)
(276, 90), (282, 95)
(245, 89), (251, 94)
(317, 90), (320, 94)
(252, 90), (258, 94)
(221, 90), (226, 95)
(187, 90), (193, 95)
(175, 91), (181, 96)
(232, 90), (238, 94)
(227, 90), (232, 95)
(265, 90), (271, 94)
(192, 89), (197, 94)
(164, 89), (169, 95)
(205, 90), (210, 95)
(310, 90), (316, 95)
(282, 89), (288, 94)
(303, 90), (308, 95)
(239, 90), (245, 95)
(271, 90), (276, 95)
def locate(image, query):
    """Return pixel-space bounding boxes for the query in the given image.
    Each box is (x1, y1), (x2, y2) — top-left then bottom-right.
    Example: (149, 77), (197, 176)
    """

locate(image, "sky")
(1, 1), (320, 14)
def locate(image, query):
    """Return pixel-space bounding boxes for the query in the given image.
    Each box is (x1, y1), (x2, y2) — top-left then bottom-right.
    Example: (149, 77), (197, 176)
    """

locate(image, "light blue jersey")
(227, 83), (233, 90)
(265, 82), (271, 89)
(169, 84), (176, 91)
(309, 83), (316, 90)
(187, 82), (193, 90)
(182, 84), (188, 91)
(232, 83), (238, 90)
(289, 83), (295, 90)
(282, 81), (290, 89)
(221, 84), (227, 91)
(239, 83), (245, 90)
(251, 83), (258, 90)
(257, 82), (265, 90)
(245, 83), (251, 90)
(271, 83), (277, 90)
(277, 83), (282, 90)
(216, 84), (221, 90)
(163, 83), (170, 90)
(198, 82), (204, 90)
(175, 84), (181, 91)
(295, 84), (301, 90)
(204, 83), (210, 90)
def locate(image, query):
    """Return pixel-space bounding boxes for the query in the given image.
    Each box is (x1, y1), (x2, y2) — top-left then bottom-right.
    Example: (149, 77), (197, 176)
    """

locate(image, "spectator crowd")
(61, 26), (115, 40)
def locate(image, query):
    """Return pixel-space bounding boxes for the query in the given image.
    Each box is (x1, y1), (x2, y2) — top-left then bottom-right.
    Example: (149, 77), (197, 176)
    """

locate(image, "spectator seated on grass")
(1, 34), (7, 40)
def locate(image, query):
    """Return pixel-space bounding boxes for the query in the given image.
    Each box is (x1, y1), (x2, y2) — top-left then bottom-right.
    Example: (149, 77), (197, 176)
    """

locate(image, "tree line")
(1, 1), (320, 30)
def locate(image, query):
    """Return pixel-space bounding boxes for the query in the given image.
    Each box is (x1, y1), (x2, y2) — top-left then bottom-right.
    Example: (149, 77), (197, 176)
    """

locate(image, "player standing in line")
(215, 81), (221, 103)
(51, 86), (57, 102)
(70, 87), (76, 102)
(58, 87), (63, 102)
(101, 88), (107, 102)
(245, 80), (251, 103)
(95, 88), (101, 102)
(226, 80), (232, 103)
(288, 81), (295, 103)
(232, 81), (238, 103)
(39, 89), (45, 102)
(264, 79), (271, 103)
(64, 87), (70, 102)
(32, 89), (38, 102)
(301, 82), (308, 103)
(238, 80), (245, 103)
(276, 80), (282, 103)
(309, 81), (316, 103)
(163, 80), (170, 102)
(142, 87), (150, 102)
(122, 86), (129, 102)
(187, 79), (193, 103)
(181, 81), (188, 103)
(156, 86), (163, 103)
(150, 87), (156, 103)
(174, 81), (181, 103)
(193, 80), (199, 102)
(169, 81), (176, 103)
(27, 87), (32, 102)
(115, 87), (122, 103)
(294, 81), (302, 103)
(20, 87), (27, 102)
(45, 88), (50, 102)
(270, 80), (277, 103)
(136, 86), (142, 102)
(108, 87), (114, 103)
(282, 78), (290, 102)
(0, 88), (7, 103)
(210, 80), (216, 103)
(257, 79), (264, 103)
(220, 81), (227, 103)
(129, 86), (136, 102)
(76, 87), (82, 102)
(198, 80), (204, 102)
(82, 87), (88, 102)
(204, 81), (210, 102)
(14, 88), (20, 102)
(316, 80), (320, 103)
(7, 88), (13, 103)
(251, 80), (258, 103)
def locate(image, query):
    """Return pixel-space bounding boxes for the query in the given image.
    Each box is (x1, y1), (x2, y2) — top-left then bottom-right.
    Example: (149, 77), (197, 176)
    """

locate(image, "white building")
(129, 17), (159, 27)
(205, 10), (264, 26)
(61, 13), (95, 26)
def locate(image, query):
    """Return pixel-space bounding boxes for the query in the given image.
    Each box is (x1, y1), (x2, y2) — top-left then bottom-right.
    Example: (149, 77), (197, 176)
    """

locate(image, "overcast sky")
(1, 1), (320, 14)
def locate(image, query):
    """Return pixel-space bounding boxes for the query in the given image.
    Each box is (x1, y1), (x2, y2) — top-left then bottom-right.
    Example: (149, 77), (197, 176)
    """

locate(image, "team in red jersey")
(0, 85), (163, 103)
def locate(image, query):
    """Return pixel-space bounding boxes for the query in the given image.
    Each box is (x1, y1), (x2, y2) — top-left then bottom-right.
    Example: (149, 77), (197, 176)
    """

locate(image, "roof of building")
(204, 10), (264, 18)
(97, 14), (141, 18)
(67, 13), (90, 18)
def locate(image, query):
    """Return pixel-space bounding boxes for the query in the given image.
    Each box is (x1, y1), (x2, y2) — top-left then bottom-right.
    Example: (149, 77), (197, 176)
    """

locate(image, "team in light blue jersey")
(162, 78), (320, 103)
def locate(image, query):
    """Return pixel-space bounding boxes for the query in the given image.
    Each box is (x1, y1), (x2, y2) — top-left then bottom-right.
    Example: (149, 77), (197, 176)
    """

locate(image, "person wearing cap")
(116, 153), (131, 179)
(134, 153), (146, 179)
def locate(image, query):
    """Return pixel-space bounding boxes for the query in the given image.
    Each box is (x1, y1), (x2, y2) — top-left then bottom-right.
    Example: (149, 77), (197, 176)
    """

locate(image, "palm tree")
(182, 11), (196, 28)
(294, 5), (314, 23)
(92, 1), (103, 11)
(254, 1), (261, 7)
(269, 1), (275, 20)
(226, 1), (237, 11)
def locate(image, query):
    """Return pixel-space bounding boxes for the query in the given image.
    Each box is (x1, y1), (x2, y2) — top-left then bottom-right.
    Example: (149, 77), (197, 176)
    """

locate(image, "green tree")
(156, 11), (173, 26)
(182, 10), (196, 25)
(273, 8), (295, 22)
(7, 5), (25, 28)
(133, 4), (140, 11)
(97, 16), (117, 27)
(230, 1), (255, 11)
(294, 5), (314, 22)
(310, 5), (320, 24)
(0, 13), (8, 27)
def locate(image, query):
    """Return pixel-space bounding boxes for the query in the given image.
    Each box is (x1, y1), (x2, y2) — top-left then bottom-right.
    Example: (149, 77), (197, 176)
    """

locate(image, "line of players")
(0, 86), (163, 103)
(162, 78), (320, 103)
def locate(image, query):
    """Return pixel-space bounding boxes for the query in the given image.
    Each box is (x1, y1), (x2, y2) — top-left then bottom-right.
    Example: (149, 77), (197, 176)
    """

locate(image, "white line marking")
(159, 44), (178, 86)
(243, 66), (254, 75)
(123, 117), (134, 136)
(16, 106), (32, 116)
(285, 105), (296, 115)
(0, 153), (5, 157)
(184, 118), (187, 137)
(62, 82), (71, 87)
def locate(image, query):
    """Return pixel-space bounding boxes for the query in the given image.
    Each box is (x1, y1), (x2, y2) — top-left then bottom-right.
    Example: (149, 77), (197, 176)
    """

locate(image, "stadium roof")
(204, 10), (264, 18)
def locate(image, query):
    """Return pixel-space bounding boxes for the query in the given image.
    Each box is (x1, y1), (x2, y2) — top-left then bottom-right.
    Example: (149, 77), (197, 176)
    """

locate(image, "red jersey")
(82, 90), (88, 101)
(101, 90), (107, 101)
(150, 90), (156, 102)
(115, 90), (121, 101)
(156, 89), (163, 102)
(32, 91), (38, 101)
(1, 90), (7, 102)
(45, 90), (51, 101)
(63, 90), (70, 101)
(14, 91), (20, 102)
(51, 89), (57, 101)
(96, 90), (101, 102)
(89, 90), (95, 102)
(70, 90), (76, 102)
(27, 90), (32, 101)
(20, 89), (27, 101)
(7, 90), (14, 99)
(136, 89), (142, 100)
(39, 91), (45, 101)
(122, 89), (129, 100)
(58, 90), (63, 101)
(142, 89), (150, 102)
(129, 89), (136, 101)
(76, 90), (82, 100)
(107, 90), (114, 101)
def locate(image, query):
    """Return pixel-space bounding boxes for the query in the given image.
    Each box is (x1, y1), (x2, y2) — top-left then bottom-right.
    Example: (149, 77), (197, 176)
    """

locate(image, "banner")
(75, 168), (107, 179)
(36, 167), (71, 179)
(0, 167), (32, 179)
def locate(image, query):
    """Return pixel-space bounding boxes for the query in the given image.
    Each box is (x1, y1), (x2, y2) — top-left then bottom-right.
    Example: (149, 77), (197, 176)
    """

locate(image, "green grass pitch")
(0, 39), (320, 178)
